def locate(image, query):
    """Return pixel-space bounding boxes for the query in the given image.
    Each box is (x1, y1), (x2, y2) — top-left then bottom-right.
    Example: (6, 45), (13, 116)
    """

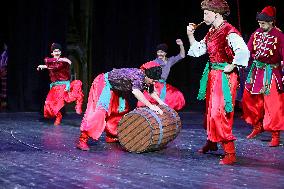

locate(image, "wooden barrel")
(117, 105), (181, 153)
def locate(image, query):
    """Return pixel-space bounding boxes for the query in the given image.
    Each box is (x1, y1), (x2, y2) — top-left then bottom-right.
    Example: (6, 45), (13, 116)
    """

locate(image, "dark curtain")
(91, 0), (160, 75)
(4, 0), (69, 111)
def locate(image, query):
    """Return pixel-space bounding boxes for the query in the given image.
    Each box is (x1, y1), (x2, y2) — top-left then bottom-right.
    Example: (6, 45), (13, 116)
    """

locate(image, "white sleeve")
(227, 33), (250, 67)
(187, 40), (207, 57)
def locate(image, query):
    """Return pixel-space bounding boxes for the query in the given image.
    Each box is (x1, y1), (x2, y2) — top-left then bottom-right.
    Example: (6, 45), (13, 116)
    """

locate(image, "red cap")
(140, 61), (160, 70)
(256, 6), (276, 22)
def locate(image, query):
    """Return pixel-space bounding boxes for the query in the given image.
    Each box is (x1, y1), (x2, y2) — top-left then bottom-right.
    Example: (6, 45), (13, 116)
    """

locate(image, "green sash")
(158, 79), (166, 101)
(246, 60), (278, 95)
(50, 80), (70, 91)
(198, 62), (233, 113)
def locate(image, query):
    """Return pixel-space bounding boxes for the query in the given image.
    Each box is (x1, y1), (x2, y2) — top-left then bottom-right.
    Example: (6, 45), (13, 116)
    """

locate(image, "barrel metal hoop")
(162, 105), (179, 132)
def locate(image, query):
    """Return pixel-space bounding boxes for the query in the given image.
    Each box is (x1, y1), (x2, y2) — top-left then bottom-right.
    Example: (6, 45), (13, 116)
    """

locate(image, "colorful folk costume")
(137, 43), (186, 111)
(38, 43), (84, 126)
(187, 0), (249, 164)
(0, 44), (8, 110)
(77, 62), (164, 151)
(242, 6), (284, 147)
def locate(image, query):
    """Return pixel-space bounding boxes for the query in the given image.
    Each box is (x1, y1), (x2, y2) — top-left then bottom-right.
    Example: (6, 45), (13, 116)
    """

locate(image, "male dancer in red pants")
(37, 43), (84, 125)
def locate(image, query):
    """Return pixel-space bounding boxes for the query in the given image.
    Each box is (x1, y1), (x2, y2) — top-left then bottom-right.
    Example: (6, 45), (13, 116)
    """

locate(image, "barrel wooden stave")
(118, 105), (181, 153)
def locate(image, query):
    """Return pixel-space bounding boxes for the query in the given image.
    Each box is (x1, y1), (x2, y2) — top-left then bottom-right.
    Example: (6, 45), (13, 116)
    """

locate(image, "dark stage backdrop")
(2, 0), (70, 111)
(1, 0), (283, 112)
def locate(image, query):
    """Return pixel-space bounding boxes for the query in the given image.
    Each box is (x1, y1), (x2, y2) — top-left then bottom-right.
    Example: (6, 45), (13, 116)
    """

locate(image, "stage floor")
(0, 112), (283, 189)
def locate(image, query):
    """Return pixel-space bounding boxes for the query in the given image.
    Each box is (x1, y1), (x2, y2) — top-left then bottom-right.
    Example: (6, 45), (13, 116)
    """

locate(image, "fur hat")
(156, 43), (168, 53)
(50, 43), (62, 52)
(201, 0), (230, 16)
(256, 6), (276, 22)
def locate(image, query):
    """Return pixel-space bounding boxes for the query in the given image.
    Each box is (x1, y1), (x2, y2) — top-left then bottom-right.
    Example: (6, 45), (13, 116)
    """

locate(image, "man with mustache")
(242, 6), (284, 147)
(137, 40), (186, 111)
